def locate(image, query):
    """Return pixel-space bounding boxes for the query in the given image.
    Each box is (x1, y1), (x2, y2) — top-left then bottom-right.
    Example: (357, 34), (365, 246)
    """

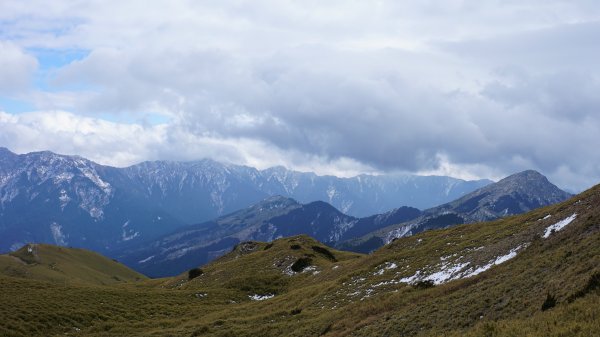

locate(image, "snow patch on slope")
(327, 217), (357, 242)
(76, 160), (112, 194)
(58, 189), (70, 210)
(425, 262), (470, 284)
(543, 213), (577, 238)
(326, 185), (338, 202)
(54, 172), (74, 184)
(461, 244), (527, 278)
(374, 261), (398, 276)
(138, 255), (155, 263)
(385, 224), (416, 243)
(122, 228), (140, 241)
(249, 294), (275, 301)
(400, 244), (528, 285)
(50, 222), (67, 246)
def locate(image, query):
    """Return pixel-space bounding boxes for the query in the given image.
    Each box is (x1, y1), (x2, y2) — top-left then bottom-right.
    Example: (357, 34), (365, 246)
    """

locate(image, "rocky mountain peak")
(497, 170), (549, 187)
(477, 170), (571, 203)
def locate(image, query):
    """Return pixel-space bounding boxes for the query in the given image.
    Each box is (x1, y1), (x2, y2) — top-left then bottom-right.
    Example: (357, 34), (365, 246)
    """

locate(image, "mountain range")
(119, 170), (570, 277)
(116, 196), (423, 277)
(339, 170), (573, 253)
(0, 147), (490, 254)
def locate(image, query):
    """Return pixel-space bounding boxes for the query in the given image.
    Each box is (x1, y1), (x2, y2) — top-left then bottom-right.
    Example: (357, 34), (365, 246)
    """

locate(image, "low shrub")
(291, 257), (312, 272)
(541, 292), (557, 311)
(312, 246), (337, 261)
(188, 268), (204, 280)
(414, 280), (435, 289)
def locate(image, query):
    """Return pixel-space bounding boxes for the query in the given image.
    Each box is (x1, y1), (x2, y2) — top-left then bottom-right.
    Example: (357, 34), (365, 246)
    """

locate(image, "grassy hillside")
(1, 184), (599, 336)
(0, 244), (147, 285)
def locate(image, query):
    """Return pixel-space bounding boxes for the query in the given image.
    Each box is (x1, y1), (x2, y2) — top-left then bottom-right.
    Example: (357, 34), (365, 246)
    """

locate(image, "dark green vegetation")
(188, 268), (203, 280)
(1, 184), (599, 336)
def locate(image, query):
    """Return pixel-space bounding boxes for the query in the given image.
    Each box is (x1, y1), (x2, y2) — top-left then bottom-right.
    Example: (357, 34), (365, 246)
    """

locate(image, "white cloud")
(0, 1), (600, 191)
(0, 110), (164, 165)
(0, 110), (378, 177)
(0, 41), (38, 94)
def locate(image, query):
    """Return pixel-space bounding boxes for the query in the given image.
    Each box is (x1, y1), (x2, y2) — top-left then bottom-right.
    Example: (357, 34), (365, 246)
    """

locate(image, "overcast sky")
(1, 1), (599, 192)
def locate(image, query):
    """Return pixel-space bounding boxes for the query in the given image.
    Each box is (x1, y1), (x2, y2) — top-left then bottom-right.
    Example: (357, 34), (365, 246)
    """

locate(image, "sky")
(1, 1), (600, 192)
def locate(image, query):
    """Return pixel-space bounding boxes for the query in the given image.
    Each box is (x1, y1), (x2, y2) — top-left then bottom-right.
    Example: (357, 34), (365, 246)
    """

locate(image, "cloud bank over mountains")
(1, 1), (599, 190)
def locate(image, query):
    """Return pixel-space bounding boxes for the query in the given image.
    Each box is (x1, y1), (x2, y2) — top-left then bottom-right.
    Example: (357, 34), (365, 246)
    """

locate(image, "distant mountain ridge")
(0, 149), (186, 253)
(117, 195), (423, 277)
(0, 147), (490, 253)
(339, 170), (572, 252)
(118, 169), (570, 277)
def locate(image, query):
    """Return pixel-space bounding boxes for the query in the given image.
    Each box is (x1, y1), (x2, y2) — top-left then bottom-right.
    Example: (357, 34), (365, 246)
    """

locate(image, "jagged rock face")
(0, 147), (488, 254)
(0, 151), (112, 219)
(0, 150), (184, 253)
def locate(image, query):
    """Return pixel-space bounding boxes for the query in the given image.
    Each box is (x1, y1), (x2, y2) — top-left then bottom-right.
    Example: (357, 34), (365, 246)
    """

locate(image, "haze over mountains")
(0, 147), (490, 254)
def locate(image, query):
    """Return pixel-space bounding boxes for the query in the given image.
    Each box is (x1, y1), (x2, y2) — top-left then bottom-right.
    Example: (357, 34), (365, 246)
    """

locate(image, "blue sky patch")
(0, 97), (35, 114)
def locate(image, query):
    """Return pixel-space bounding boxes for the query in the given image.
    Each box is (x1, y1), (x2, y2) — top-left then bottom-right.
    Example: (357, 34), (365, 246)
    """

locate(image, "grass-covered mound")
(0, 244), (147, 285)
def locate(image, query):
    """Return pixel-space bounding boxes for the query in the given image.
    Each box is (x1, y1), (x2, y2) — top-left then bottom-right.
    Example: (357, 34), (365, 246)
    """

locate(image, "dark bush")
(188, 268), (204, 280)
(290, 308), (302, 315)
(290, 244), (302, 250)
(414, 280), (435, 289)
(235, 241), (259, 254)
(264, 243), (274, 250)
(541, 292), (557, 311)
(311, 245), (336, 261)
(291, 257), (312, 272)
